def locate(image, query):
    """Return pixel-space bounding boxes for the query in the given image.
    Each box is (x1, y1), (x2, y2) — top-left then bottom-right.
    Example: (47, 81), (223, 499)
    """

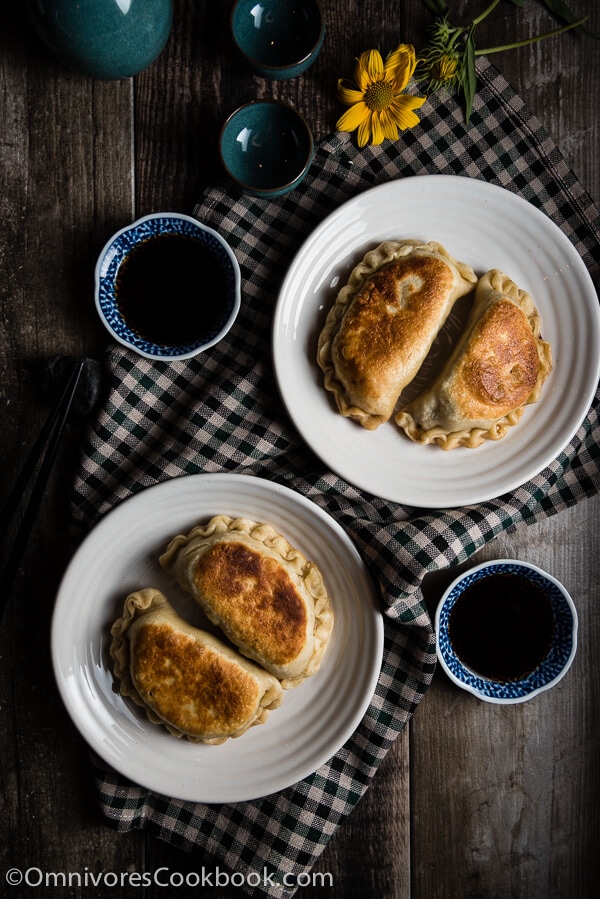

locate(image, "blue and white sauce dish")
(435, 559), (577, 704)
(95, 213), (241, 360)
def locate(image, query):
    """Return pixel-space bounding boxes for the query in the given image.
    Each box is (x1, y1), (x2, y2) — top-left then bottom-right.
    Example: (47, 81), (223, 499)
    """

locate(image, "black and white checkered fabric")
(71, 58), (600, 897)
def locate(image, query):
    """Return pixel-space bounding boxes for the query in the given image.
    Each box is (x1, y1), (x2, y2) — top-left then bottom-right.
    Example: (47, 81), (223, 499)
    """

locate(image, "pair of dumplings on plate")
(110, 516), (333, 745)
(317, 239), (553, 449)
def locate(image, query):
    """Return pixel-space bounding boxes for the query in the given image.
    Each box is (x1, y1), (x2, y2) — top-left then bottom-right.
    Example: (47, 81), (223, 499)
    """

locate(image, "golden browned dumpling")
(396, 269), (553, 449)
(110, 588), (283, 744)
(159, 516), (333, 689)
(317, 240), (477, 430)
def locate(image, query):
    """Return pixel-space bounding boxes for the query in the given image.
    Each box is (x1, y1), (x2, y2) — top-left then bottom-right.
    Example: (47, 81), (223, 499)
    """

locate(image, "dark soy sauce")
(448, 572), (555, 682)
(115, 233), (228, 346)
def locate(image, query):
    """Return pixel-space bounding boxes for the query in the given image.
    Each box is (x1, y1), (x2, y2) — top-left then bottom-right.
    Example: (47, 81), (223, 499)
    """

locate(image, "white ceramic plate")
(272, 175), (600, 507)
(52, 474), (383, 803)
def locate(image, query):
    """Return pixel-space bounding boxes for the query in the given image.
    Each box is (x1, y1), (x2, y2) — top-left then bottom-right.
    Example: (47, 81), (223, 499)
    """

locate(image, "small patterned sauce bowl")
(231, 0), (325, 80)
(94, 213), (241, 361)
(219, 100), (314, 199)
(435, 559), (577, 704)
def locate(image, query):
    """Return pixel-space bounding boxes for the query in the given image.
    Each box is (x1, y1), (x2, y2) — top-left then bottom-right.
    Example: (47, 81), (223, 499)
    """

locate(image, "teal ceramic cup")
(219, 100), (314, 198)
(26, 0), (172, 80)
(231, 0), (325, 80)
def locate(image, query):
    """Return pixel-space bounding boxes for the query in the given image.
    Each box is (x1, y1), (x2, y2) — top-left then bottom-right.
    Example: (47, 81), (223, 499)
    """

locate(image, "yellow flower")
(336, 44), (426, 147)
(432, 52), (459, 83)
(416, 17), (465, 95)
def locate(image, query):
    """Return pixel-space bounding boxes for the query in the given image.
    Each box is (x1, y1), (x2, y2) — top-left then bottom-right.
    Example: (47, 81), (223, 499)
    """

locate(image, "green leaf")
(539, 0), (597, 36)
(541, 0), (579, 24)
(462, 35), (477, 124)
(422, 0), (449, 17)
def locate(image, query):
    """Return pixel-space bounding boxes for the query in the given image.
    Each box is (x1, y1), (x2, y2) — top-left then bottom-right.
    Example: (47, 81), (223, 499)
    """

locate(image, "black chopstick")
(0, 359), (85, 621)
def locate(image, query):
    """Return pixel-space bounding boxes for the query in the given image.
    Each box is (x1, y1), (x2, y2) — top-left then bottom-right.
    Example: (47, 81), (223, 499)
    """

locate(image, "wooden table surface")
(1, 2), (599, 897)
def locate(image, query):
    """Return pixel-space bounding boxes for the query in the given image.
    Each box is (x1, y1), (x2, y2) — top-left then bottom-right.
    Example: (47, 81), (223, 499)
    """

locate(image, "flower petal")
(356, 49), (384, 92)
(357, 115), (373, 148)
(379, 108), (400, 141)
(389, 94), (426, 130)
(365, 49), (385, 81)
(336, 101), (370, 134)
(370, 112), (385, 145)
(337, 79), (365, 106)
(354, 52), (371, 92)
(385, 44), (417, 91)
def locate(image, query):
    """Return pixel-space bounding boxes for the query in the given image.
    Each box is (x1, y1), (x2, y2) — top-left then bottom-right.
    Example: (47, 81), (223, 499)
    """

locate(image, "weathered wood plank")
(307, 728), (411, 899)
(0, 4), (143, 895)
(413, 499), (600, 898)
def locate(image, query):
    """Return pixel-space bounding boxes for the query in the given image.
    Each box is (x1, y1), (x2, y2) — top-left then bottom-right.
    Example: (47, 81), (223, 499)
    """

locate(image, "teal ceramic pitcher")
(26, 0), (173, 80)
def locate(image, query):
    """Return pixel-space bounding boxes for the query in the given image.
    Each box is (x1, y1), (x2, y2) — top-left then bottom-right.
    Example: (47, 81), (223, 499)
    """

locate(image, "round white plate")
(272, 175), (600, 507)
(52, 474), (383, 803)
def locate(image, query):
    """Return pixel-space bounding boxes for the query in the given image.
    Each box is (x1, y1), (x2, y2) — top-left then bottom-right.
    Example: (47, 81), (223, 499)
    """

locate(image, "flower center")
(364, 80), (394, 112)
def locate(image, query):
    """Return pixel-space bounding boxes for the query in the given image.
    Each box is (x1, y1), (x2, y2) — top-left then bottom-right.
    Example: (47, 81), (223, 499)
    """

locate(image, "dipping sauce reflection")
(448, 572), (555, 682)
(115, 233), (228, 347)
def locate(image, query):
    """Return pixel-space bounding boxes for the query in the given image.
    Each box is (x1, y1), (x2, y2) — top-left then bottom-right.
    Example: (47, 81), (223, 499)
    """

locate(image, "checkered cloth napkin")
(71, 58), (600, 896)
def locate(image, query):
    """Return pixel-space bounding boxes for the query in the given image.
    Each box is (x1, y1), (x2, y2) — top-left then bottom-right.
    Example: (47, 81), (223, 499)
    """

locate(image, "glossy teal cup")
(219, 100), (314, 198)
(231, 0), (325, 80)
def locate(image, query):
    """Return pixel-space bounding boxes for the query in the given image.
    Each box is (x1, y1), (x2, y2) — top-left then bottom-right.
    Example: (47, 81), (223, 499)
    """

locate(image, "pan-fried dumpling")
(110, 588), (283, 744)
(396, 269), (553, 449)
(317, 239), (477, 430)
(160, 516), (333, 689)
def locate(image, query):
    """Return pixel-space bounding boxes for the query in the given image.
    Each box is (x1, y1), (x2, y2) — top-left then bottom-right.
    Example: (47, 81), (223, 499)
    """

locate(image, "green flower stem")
(446, 29), (464, 50)
(471, 0), (503, 28)
(475, 15), (588, 55)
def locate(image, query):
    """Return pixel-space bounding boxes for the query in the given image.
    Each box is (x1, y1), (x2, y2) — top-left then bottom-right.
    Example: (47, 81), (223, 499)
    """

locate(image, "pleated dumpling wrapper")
(317, 239), (477, 430)
(160, 516), (334, 689)
(110, 588), (283, 744)
(396, 269), (553, 449)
